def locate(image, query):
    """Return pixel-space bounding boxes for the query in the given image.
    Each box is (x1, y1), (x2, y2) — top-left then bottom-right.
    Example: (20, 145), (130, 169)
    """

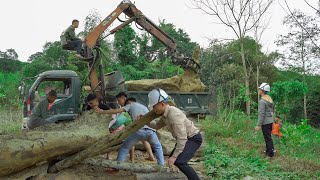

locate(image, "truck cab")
(20, 70), (81, 124)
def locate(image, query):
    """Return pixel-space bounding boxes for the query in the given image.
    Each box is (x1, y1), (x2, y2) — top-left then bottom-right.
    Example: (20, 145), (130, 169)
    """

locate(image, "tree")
(269, 81), (308, 123)
(79, 10), (103, 38)
(276, 10), (320, 119)
(0, 48), (19, 60)
(114, 25), (138, 66)
(201, 37), (277, 113)
(142, 20), (197, 78)
(28, 52), (43, 62)
(191, 0), (274, 120)
(22, 41), (74, 77)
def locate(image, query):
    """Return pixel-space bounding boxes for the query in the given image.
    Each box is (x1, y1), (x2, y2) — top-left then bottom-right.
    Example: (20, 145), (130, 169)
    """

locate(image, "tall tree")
(201, 37), (277, 111)
(276, 10), (320, 119)
(114, 25), (137, 66)
(191, 0), (274, 121)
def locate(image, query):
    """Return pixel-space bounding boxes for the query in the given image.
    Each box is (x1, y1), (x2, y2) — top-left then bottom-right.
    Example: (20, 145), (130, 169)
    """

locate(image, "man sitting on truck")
(27, 90), (57, 129)
(62, 19), (83, 58)
(95, 92), (164, 165)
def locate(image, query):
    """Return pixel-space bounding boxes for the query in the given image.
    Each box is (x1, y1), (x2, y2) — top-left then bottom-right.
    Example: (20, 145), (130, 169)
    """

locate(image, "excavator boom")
(83, 0), (200, 100)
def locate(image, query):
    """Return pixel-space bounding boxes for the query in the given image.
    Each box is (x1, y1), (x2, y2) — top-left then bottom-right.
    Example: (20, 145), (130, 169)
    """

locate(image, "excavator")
(70, 0), (201, 101)
(19, 0), (204, 124)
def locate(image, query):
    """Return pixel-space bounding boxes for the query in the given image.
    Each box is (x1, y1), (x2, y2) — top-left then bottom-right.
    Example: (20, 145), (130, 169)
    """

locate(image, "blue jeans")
(117, 128), (164, 165)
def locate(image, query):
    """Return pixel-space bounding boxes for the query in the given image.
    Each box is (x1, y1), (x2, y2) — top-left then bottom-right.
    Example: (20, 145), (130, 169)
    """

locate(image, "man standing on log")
(147, 89), (202, 180)
(95, 92), (164, 166)
(27, 90), (57, 129)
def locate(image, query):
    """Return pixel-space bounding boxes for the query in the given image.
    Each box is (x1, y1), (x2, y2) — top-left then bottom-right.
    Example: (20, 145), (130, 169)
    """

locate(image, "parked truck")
(19, 70), (214, 124)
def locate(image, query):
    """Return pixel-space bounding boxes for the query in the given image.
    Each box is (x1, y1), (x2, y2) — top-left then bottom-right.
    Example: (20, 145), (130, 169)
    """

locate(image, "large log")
(0, 111), (113, 176)
(48, 111), (160, 173)
(126, 46), (205, 92)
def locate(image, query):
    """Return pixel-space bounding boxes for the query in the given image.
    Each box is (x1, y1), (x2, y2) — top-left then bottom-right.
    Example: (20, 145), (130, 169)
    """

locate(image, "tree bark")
(240, 39), (251, 116)
(48, 110), (160, 173)
(301, 29), (308, 119)
(240, 39), (251, 130)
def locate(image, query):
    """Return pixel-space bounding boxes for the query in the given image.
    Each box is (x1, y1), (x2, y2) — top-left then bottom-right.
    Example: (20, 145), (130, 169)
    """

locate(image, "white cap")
(148, 89), (169, 110)
(259, 83), (270, 92)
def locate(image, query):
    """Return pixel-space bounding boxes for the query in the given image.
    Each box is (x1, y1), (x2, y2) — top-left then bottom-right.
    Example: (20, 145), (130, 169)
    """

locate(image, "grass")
(0, 108), (23, 134)
(201, 109), (320, 179)
(1, 107), (319, 179)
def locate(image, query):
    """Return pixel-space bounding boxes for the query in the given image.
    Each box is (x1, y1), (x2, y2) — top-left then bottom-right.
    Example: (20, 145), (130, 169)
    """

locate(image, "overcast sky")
(0, 0), (316, 61)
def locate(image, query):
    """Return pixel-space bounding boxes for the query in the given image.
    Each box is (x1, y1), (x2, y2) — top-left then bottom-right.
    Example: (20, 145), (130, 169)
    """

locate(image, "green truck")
(19, 70), (215, 125)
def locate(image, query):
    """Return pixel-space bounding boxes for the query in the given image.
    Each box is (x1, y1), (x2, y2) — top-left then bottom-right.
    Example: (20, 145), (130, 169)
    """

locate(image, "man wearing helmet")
(255, 83), (275, 158)
(148, 89), (202, 180)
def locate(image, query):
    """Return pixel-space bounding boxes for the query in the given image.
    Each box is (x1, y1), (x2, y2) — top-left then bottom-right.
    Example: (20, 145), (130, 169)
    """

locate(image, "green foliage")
(22, 41), (74, 77)
(149, 20), (198, 58)
(0, 72), (22, 107)
(201, 37), (277, 113)
(111, 21), (190, 80)
(0, 48), (19, 60)
(202, 88), (320, 179)
(269, 81), (308, 122)
(281, 119), (319, 147)
(0, 58), (26, 73)
(202, 108), (320, 179)
(114, 25), (138, 66)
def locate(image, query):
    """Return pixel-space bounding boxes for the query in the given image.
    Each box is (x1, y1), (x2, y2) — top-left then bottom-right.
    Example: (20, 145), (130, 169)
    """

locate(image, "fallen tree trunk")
(0, 112), (113, 176)
(48, 111), (160, 173)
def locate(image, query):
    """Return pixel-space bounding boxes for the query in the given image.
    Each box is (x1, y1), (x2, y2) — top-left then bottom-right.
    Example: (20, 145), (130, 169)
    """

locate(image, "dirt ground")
(40, 149), (207, 180)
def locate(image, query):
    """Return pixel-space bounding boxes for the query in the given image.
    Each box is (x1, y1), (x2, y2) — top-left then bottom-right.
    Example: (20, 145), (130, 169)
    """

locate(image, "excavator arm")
(83, 0), (200, 100)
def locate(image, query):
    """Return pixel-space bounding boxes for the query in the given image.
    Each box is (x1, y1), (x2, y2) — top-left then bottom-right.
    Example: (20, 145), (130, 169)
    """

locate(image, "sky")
(0, 0), (316, 61)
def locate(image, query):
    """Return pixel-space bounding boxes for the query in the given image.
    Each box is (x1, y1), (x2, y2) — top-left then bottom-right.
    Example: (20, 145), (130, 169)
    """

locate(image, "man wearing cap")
(94, 92), (164, 166)
(147, 89), (202, 180)
(255, 83), (275, 158)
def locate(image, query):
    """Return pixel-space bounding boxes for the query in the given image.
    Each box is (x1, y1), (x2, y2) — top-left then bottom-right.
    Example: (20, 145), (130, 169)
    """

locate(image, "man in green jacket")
(27, 90), (57, 129)
(63, 19), (83, 58)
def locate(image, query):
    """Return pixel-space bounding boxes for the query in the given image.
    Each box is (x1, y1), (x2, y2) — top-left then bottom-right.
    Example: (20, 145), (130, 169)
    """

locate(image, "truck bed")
(127, 91), (212, 115)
